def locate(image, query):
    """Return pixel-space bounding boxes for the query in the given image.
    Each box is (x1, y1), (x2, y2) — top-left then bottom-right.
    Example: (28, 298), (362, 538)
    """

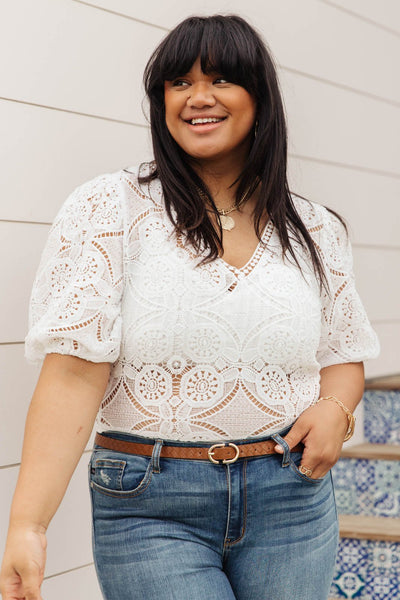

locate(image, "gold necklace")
(199, 188), (251, 231)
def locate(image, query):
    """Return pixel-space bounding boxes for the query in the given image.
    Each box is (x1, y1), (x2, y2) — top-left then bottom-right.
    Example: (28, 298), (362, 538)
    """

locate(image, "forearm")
(319, 361), (365, 412)
(9, 354), (110, 532)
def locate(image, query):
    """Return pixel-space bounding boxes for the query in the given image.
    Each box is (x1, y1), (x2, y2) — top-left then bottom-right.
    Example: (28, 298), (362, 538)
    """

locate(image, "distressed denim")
(88, 428), (338, 600)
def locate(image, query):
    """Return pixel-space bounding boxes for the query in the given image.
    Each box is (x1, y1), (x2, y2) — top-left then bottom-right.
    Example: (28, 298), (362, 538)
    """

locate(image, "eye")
(214, 77), (229, 85)
(171, 79), (190, 88)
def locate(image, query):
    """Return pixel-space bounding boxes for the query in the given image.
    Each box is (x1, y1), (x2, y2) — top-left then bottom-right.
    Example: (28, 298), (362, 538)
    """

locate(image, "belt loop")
(151, 439), (163, 473)
(271, 433), (290, 467)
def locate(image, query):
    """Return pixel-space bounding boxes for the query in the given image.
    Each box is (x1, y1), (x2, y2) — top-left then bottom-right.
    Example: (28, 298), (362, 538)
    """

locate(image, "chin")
(184, 149), (221, 161)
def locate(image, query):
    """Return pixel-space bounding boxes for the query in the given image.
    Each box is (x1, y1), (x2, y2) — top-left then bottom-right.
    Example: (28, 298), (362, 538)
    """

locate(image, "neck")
(190, 154), (249, 211)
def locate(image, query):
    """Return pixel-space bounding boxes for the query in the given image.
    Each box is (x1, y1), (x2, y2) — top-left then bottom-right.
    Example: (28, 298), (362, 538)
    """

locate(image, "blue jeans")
(88, 429), (338, 600)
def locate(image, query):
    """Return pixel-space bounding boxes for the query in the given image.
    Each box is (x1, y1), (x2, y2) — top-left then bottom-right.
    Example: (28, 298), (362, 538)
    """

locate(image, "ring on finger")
(299, 465), (313, 477)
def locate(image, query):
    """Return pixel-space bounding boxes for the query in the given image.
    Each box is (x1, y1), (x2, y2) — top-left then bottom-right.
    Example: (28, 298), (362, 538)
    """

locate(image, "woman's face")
(164, 57), (256, 166)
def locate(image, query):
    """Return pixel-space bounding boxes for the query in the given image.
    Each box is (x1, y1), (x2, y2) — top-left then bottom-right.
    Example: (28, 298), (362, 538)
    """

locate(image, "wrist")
(316, 395), (356, 441)
(8, 519), (47, 536)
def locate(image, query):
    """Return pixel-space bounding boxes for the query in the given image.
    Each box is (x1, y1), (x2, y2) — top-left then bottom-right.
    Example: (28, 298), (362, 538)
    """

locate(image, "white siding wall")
(1, 1), (398, 597)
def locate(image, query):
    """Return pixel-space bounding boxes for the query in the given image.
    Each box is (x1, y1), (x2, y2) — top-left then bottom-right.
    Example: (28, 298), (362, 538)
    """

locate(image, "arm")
(0, 353), (110, 600)
(275, 362), (365, 479)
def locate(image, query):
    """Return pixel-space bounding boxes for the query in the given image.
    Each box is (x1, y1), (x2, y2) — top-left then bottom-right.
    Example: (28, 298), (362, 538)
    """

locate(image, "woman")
(0, 14), (379, 600)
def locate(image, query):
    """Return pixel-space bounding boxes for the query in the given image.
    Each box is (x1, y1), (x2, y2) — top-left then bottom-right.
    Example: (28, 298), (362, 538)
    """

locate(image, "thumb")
(274, 422), (307, 453)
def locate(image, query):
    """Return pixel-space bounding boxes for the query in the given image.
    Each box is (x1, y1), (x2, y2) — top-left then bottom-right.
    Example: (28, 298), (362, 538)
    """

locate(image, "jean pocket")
(89, 450), (153, 498)
(289, 451), (326, 485)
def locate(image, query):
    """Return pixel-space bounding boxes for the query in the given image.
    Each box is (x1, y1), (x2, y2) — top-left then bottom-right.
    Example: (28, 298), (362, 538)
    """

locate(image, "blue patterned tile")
(332, 459), (400, 518)
(332, 571), (365, 598)
(331, 539), (400, 599)
(334, 488), (359, 515)
(354, 461), (376, 494)
(364, 391), (400, 445)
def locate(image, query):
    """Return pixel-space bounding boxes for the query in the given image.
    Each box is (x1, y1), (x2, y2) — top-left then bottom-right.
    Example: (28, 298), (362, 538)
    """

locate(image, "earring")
(254, 120), (259, 139)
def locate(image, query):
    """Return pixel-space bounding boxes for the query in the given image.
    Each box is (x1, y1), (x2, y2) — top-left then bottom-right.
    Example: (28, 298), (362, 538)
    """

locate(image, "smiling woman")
(139, 14), (334, 284)
(0, 12), (379, 600)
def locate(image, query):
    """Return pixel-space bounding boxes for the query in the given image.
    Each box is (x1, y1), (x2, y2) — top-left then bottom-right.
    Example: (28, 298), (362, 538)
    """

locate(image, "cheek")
(164, 92), (181, 129)
(235, 93), (257, 128)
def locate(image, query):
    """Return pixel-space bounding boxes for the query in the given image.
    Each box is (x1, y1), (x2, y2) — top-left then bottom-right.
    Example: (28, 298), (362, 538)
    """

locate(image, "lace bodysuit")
(25, 165), (380, 441)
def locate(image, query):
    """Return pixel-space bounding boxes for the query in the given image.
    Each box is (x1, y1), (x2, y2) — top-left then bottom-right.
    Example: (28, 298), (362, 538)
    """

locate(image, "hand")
(274, 401), (349, 479)
(0, 526), (47, 600)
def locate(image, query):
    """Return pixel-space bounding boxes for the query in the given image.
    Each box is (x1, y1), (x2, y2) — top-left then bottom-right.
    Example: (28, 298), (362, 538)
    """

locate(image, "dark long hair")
(138, 14), (345, 290)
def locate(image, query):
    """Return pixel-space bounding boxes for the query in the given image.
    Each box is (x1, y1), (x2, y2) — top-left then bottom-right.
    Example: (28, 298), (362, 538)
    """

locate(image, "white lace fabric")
(25, 165), (380, 441)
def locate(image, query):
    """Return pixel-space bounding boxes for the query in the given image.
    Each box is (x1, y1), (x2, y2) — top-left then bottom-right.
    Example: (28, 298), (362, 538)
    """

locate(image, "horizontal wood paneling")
(45, 454), (93, 574)
(0, 346), (40, 466)
(0, 454), (94, 576)
(341, 444), (400, 461)
(0, 0), (164, 125)
(339, 514), (400, 542)
(0, 468), (19, 566)
(71, 0), (188, 28)
(0, 221), (48, 343)
(0, 345), (97, 467)
(323, 0), (400, 34)
(1, 0), (398, 135)
(352, 247), (400, 322)
(287, 156), (400, 248)
(364, 322), (400, 378)
(41, 564), (102, 600)
(78, 0), (400, 103)
(366, 374), (400, 390)
(280, 69), (400, 176)
(0, 100), (152, 223)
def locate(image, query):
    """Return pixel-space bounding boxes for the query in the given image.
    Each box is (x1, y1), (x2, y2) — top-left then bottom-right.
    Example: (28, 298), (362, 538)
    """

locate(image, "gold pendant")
(220, 214), (235, 231)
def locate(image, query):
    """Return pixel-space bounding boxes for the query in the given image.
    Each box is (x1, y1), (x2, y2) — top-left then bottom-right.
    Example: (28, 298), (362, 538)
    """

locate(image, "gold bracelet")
(316, 395), (356, 442)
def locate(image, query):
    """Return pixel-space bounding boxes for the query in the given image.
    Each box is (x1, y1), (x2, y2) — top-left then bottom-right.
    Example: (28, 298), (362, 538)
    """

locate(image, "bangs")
(152, 16), (260, 94)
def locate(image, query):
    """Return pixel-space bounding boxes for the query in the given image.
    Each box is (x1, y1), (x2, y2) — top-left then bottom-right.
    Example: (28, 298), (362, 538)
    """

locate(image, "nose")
(186, 82), (216, 108)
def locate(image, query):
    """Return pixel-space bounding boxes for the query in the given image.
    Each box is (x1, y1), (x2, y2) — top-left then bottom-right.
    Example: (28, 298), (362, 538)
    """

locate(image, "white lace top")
(25, 164), (380, 441)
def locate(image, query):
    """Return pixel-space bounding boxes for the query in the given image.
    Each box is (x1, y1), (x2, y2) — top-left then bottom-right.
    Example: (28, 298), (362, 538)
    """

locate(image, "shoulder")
(291, 193), (351, 271)
(58, 169), (122, 215)
(120, 161), (163, 209)
(291, 193), (347, 239)
(53, 168), (131, 238)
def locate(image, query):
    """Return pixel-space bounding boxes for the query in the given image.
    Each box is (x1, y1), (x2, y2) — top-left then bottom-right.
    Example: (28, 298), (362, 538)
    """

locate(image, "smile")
(183, 117), (227, 133)
(188, 117), (227, 125)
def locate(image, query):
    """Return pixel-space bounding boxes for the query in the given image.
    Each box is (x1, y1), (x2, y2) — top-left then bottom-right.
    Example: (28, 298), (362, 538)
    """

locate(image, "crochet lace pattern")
(25, 165), (380, 441)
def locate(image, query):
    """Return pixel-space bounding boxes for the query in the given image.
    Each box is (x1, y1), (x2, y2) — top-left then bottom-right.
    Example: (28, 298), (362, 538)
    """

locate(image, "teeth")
(190, 117), (224, 125)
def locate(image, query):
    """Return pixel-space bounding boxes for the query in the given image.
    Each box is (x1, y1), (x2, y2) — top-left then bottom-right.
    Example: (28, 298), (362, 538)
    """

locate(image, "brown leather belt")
(95, 433), (303, 465)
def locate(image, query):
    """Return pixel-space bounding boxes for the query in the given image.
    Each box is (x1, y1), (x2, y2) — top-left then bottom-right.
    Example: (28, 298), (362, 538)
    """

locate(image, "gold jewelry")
(198, 188), (251, 231)
(299, 465), (313, 477)
(316, 395), (356, 441)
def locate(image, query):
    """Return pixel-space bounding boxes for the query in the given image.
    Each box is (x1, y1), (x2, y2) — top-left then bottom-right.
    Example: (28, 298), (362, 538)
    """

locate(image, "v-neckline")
(217, 219), (273, 275)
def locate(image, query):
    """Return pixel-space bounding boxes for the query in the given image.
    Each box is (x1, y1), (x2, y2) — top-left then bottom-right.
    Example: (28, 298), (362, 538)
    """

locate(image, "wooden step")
(365, 373), (400, 390)
(339, 514), (400, 542)
(340, 443), (400, 460)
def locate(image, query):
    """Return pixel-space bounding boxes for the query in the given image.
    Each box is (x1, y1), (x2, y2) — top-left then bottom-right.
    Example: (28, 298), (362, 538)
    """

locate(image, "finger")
(24, 583), (43, 600)
(19, 570), (43, 600)
(274, 422), (308, 453)
(300, 446), (329, 479)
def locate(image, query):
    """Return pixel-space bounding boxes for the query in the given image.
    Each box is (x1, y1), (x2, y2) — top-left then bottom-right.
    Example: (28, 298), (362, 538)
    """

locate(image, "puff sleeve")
(315, 207), (380, 368)
(24, 173), (125, 365)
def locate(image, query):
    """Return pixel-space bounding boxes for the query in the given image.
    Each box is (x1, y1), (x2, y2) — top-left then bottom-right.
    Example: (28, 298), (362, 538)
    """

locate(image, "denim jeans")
(88, 429), (339, 600)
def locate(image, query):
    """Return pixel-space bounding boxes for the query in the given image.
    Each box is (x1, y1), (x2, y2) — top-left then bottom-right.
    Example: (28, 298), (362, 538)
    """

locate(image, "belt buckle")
(208, 442), (240, 465)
